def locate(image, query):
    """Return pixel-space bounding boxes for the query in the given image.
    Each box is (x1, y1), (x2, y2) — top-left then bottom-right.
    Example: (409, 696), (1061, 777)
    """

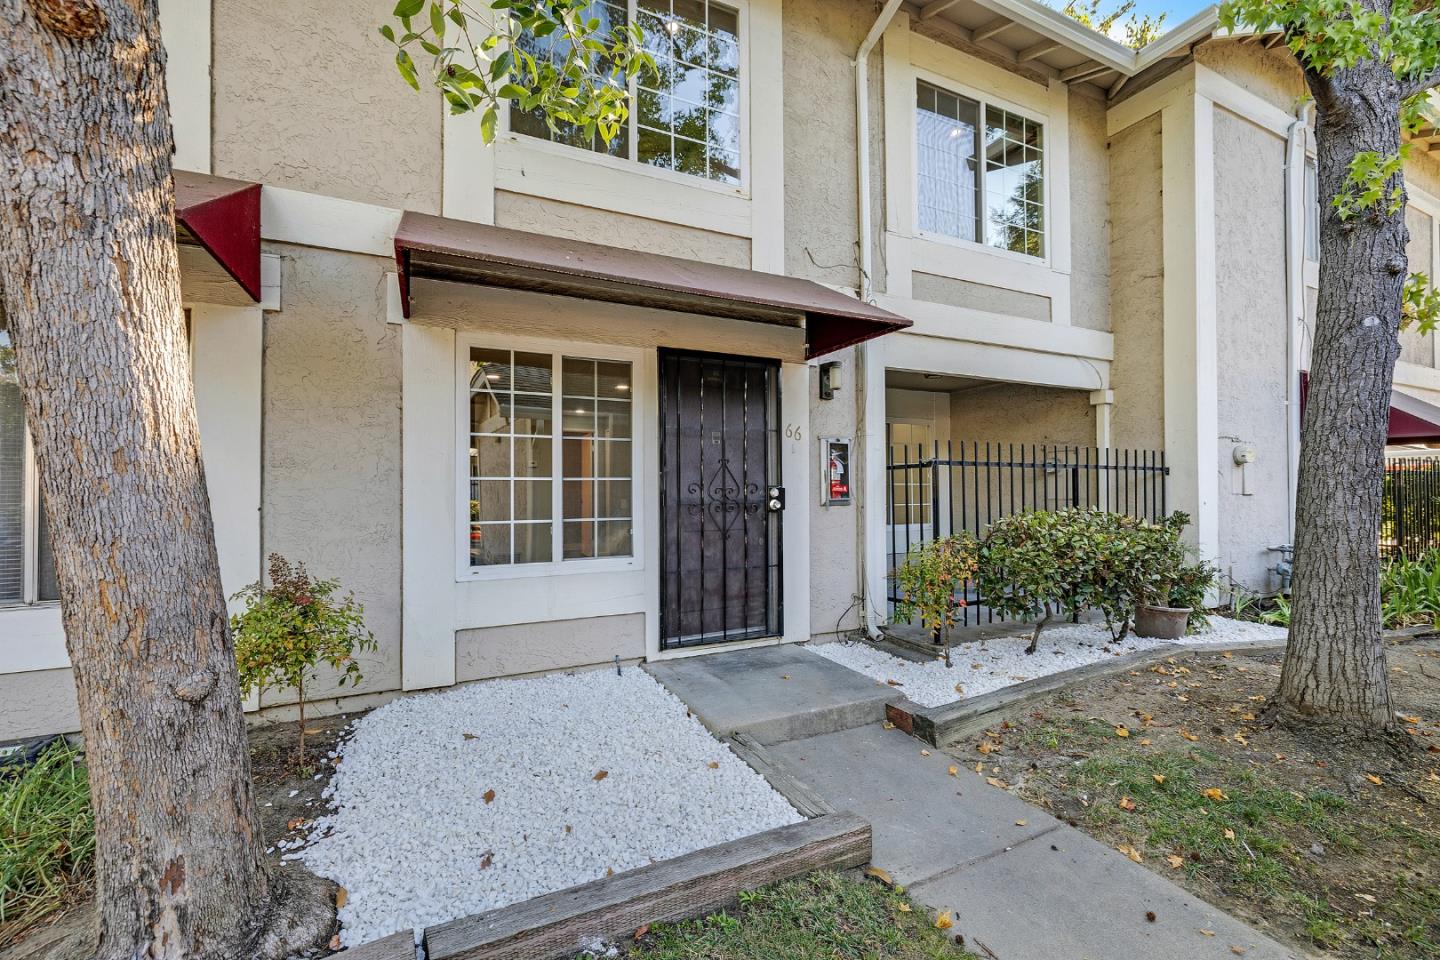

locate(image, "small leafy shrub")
(233, 554), (375, 763)
(1259, 595), (1291, 627)
(1381, 551), (1440, 629)
(0, 742), (93, 945)
(894, 534), (980, 667)
(979, 509), (1203, 652)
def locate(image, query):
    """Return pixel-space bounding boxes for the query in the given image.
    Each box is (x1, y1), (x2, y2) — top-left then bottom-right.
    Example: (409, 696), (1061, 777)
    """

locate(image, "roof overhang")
(174, 170), (262, 302)
(393, 211), (911, 360)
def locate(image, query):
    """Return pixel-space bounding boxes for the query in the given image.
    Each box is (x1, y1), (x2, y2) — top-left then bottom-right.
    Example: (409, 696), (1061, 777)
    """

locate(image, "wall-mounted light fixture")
(819, 360), (843, 400)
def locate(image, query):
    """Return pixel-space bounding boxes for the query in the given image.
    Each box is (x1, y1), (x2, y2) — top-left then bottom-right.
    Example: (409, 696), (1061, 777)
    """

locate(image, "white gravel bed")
(808, 617), (1288, 709)
(298, 668), (802, 947)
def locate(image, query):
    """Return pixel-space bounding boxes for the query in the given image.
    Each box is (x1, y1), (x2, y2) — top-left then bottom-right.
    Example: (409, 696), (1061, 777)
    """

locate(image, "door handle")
(767, 486), (785, 512)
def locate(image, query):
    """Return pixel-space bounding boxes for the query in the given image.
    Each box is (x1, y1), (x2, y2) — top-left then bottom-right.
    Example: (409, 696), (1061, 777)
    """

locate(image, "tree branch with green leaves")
(382, 0), (656, 144)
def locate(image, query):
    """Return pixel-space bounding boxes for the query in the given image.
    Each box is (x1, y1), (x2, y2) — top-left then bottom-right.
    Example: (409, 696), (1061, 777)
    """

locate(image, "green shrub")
(0, 743), (93, 944)
(893, 534), (979, 667)
(978, 509), (1206, 652)
(233, 554), (375, 763)
(1380, 551), (1440, 629)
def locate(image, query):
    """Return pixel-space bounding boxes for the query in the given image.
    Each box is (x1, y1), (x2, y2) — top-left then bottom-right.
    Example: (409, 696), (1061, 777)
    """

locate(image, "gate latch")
(766, 486), (785, 512)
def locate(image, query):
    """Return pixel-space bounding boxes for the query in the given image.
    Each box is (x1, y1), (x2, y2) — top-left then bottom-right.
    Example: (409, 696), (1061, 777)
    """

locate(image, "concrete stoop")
(643, 644), (894, 744)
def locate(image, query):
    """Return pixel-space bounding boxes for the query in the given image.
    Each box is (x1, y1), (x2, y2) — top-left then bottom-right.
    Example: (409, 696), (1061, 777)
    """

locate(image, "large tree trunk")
(0, 2), (330, 956)
(1279, 58), (1405, 732)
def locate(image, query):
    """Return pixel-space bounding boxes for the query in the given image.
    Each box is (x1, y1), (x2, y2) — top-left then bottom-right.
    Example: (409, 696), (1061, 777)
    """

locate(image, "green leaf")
(480, 106), (498, 144)
(429, 2), (446, 38)
(378, 23), (396, 42)
(395, 48), (421, 90)
(392, 0), (424, 18)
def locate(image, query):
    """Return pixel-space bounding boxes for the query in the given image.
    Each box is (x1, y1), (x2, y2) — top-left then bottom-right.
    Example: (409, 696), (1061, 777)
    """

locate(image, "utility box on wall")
(820, 437), (852, 506)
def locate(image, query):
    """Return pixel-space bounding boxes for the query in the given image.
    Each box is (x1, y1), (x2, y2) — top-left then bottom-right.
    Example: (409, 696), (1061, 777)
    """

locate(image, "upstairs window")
(916, 80), (1046, 259)
(510, 0), (743, 186)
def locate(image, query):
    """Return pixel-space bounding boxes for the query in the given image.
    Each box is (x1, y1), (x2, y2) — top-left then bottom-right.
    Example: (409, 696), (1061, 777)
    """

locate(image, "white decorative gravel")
(298, 668), (801, 947)
(808, 617), (1288, 709)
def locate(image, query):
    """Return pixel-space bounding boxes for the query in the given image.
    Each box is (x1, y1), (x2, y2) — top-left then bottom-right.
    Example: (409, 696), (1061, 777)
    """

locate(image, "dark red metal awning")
(174, 170), (262, 302)
(1300, 371), (1440, 444)
(392, 211), (910, 359)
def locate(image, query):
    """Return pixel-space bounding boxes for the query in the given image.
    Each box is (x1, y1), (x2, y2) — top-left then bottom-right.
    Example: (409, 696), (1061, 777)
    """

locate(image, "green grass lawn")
(0, 742), (93, 949)
(614, 872), (975, 960)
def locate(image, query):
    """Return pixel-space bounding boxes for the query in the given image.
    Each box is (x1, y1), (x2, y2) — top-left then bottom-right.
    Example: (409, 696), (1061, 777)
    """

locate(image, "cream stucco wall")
(260, 245), (403, 707)
(809, 350), (862, 640)
(1401, 204), (1437, 367)
(948, 383), (1094, 447)
(1107, 113), (1165, 452)
(1069, 88), (1112, 332)
(493, 192), (751, 269)
(456, 614), (646, 683)
(1194, 40), (1307, 114)
(782, 0), (876, 292)
(1212, 108), (1291, 591)
(0, 669), (80, 739)
(211, 0), (442, 212)
(909, 274), (1050, 322)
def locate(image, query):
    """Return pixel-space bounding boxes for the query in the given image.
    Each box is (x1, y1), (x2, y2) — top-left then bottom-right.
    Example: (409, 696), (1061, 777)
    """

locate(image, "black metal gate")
(886, 441), (1169, 623)
(1383, 456), (1440, 559)
(659, 351), (782, 650)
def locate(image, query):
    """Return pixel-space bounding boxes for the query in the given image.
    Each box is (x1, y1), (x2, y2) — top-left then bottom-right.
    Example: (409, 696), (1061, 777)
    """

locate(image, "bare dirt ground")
(942, 637), (1440, 960)
(2, 714), (355, 960)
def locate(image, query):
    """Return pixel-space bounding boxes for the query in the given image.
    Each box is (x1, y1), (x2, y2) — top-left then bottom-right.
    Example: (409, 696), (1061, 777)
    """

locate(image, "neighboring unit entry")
(820, 436), (853, 506)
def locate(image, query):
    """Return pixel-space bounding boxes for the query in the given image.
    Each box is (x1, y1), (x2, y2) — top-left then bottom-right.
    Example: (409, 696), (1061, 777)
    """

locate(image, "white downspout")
(1283, 101), (1313, 543)
(854, 0), (904, 640)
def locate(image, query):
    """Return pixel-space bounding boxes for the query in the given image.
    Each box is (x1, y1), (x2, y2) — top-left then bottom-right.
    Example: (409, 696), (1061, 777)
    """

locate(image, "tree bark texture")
(1280, 50), (1405, 731)
(0, 2), (327, 956)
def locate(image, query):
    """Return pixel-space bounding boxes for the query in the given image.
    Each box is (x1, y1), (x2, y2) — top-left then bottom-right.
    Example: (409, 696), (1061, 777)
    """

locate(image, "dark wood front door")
(659, 351), (782, 650)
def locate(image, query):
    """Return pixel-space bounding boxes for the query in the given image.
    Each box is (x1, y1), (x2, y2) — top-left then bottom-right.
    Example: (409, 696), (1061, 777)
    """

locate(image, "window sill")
(914, 229), (1050, 270)
(455, 555), (642, 583)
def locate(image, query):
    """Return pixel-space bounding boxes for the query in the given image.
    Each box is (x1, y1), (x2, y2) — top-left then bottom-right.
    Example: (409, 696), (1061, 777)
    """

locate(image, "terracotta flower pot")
(1134, 603), (1191, 640)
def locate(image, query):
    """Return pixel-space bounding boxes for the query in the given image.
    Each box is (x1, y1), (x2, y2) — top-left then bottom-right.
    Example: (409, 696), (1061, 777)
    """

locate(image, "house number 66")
(785, 424), (802, 440)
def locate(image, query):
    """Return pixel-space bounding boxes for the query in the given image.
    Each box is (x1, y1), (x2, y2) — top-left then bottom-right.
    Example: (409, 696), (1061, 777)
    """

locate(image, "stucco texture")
(783, 0), (872, 291)
(261, 245), (402, 706)
(910, 273), (1050, 322)
(212, 0), (442, 212)
(0, 668), (80, 739)
(948, 383), (1094, 447)
(455, 614), (645, 682)
(1107, 113), (1165, 452)
(494, 192), (750, 268)
(1195, 39), (1307, 113)
(1069, 89), (1112, 332)
(1213, 108), (1291, 591)
(808, 350), (862, 639)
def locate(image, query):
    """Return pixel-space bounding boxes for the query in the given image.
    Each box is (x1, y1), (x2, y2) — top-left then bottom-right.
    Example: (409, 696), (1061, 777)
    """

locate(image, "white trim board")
(159, 0), (211, 174)
(874, 294), (1113, 361)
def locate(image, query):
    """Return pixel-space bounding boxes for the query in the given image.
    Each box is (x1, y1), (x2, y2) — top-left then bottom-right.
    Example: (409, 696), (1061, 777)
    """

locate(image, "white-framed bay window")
(915, 78), (1047, 260)
(508, 0), (746, 187)
(0, 315), (59, 609)
(457, 336), (642, 578)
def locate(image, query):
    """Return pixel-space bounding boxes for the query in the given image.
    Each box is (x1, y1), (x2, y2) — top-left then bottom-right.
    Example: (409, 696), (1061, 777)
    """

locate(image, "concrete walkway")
(654, 643), (1305, 960)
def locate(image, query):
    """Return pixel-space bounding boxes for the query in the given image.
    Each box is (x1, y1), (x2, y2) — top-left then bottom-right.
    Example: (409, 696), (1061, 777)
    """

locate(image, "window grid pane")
(562, 356), (634, 560)
(916, 80), (980, 243)
(469, 348), (554, 567)
(982, 104), (1045, 258)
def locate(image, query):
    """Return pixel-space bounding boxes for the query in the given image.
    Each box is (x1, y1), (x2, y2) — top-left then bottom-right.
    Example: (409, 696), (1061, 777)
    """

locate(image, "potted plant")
(894, 534), (979, 667)
(1135, 547), (1218, 640)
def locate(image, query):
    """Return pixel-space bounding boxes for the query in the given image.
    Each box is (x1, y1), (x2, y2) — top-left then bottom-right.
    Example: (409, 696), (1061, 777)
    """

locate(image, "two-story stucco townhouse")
(5, 0), (1440, 741)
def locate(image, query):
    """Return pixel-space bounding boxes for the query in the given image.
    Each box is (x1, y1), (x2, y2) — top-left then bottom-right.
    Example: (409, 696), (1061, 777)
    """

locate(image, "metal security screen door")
(659, 351), (782, 650)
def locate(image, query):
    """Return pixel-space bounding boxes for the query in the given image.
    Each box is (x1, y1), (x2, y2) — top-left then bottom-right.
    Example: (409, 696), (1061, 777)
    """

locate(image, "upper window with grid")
(916, 80), (1046, 260)
(509, 0), (743, 186)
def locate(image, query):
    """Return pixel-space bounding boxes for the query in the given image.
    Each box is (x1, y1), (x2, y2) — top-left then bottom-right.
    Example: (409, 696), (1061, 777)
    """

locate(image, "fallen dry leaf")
(482, 789), (496, 804)
(479, 851), (494, 870)
(897, 902), (912, 913)
(1365, 773), (1384, 785)
(335, 887), (348, 909)
(707, 761), (720, 769)
(934, 910), (954, 930)
(1015, 819), (1028, 826)
(1119, 796), (1137, 812)
(954, 682), (965, 695)
(977, 741), (996, 755)
(329, 934), (342, 951)
(1153, 774), (1166, 785)
(986, 776), (1009, 789)
(920, 749), (931, 757)
(1199, 929), (1215, 937)
(883, 721), (896, 730)
(1231, 947), (1246, 956)
(462, 732), (479, 741)
(1117, 844), (1144, 863)
(1224, 828), (1236, 841)
(606, 867), (615, 877)
(864, 866), (895, 886)
(1114, 725), (1131, 738)
(1203, 788), (1228, 802)
(1166, 855), (1185, 869)
(1179, 729), (1200, 742)
(634, 924), (650, 941)
(1355, 893), (1377, 904)
(948, 765), (959, 777)
(886, 679), (902, 686)
(594, 770), (609, 782)
(1139, 738), (1154, 746)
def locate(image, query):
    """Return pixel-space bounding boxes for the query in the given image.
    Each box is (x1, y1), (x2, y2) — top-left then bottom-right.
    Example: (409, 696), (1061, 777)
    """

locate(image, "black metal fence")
(1382, 456), (1440, 560)
(886, 441), (1169, 624)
